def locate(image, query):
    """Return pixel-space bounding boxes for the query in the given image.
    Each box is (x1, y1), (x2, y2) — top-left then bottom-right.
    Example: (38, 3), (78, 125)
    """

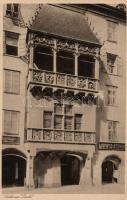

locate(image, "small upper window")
(6, 4), (19, 18)
(107, 21), (117, 42)
(5, 32), (19, 56)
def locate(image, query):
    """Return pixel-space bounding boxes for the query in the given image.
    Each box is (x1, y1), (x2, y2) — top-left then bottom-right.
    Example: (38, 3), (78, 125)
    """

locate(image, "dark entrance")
(2, 155), (26, 187)
(102, 155), (121, 184)
(102, 161), (114, 183)
(61, 155), (80, 185)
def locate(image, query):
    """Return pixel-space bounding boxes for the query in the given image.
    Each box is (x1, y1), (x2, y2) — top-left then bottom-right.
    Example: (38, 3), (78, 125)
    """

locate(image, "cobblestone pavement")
(2, 183), (125, 194)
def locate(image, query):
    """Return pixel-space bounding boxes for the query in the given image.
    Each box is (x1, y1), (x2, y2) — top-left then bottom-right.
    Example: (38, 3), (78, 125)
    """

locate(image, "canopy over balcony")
(29, 4), (100, 46)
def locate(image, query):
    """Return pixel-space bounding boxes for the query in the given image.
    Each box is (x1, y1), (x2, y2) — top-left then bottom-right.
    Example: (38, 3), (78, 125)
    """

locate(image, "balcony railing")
(29, 69), (98, 92)
(26, 129), (96, 144)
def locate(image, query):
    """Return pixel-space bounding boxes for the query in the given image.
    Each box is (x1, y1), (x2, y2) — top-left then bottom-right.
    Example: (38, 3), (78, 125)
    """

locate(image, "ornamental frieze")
(29, 34), (100, 56)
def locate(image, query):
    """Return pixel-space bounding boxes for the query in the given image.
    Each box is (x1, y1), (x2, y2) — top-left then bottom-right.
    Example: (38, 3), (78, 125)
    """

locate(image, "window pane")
(107, 87), (117, 106)
(12, 71), (20, 93)
(11, 112), (19, 133)
(75, 114), (82, 130)
(4, 110), (19, 135)
(5, 32), (18, 56)
(34, 46), (53, 70)
(13, 4), (19, 12)
(43, 112), (52, 128)
(4, 70), (12, 93)
(64, 105), (72, 115)
(4, 110), (11, 131)
(4, 70), (20, 94)
(65, 116), (73, 130)
(54, 115), (62, 129)
(6, 37), (18, 46)
(7, 4), (12, 10)
(6, 45), (18, 56)
(108, 121), (117, 141)
(54, 104), (62, 114)
(57, 51), (74, 74)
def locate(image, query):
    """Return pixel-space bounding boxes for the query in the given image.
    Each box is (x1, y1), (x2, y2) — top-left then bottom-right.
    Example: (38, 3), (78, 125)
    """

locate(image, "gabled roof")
(29, 4), (100, 46)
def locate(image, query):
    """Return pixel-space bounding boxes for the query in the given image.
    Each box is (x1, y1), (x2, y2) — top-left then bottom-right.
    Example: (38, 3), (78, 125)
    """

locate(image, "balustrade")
(29, 69), (98, 91)
(27, 129), (95, 144)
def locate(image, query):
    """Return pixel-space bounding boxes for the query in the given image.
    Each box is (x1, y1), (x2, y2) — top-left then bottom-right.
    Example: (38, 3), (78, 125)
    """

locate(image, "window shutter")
(117, 56), (123, 76)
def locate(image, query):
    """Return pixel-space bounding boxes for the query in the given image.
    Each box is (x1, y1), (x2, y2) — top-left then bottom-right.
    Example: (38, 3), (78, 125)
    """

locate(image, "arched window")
(57, 50), (74, 75)
(78, 54), (95, 78)
(34, 46), (53, 71)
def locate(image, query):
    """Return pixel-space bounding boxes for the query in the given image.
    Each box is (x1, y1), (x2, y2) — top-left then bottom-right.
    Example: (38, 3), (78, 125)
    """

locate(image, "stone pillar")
(80, 156), (92, 185)
(93, 163), (102, 186)
(26, 153), (35, 188)
(74, 44), (79, 76)
(43, 155), (61, 187)
(52, 156), (61, 187)
(29, 43), (34, 69)
(94, 49), (100, 80)
(74, 53), (78, 76)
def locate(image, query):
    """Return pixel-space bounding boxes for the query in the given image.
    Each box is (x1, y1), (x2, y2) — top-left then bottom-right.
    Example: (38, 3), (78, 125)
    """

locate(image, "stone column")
(29, 43), (34, 69)
(74, 44), (79, 76)
(94, 49), (100, 80)
(53, 39), (57, 73)
(43, 155), (61, 187)
(26, 152), (35, 188)
(28, 43), (34, 83)
(92, 163), (102, 186)
(80, 156), (92, 185)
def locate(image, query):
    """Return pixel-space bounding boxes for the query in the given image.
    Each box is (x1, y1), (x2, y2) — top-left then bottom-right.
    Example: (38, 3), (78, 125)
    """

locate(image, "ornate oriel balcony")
(27, 129), (95, 144)
(27, 35), (100, 94)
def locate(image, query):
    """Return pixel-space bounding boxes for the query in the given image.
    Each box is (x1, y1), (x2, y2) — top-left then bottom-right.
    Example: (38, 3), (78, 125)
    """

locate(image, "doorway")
(2, 155), (26, 187)
(61, 155), (80, 185)
(102, 160), (114, 183)
(102, 155), (121, 184)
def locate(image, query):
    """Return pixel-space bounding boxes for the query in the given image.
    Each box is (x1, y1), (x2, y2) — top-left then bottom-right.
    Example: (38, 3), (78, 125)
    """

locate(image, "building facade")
(2, 3), (126, 189)
(2, 4), (28, 187)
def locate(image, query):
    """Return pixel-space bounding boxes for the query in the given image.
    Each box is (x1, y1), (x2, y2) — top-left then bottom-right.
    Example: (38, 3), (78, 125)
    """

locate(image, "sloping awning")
(29, 4), (100, 46)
